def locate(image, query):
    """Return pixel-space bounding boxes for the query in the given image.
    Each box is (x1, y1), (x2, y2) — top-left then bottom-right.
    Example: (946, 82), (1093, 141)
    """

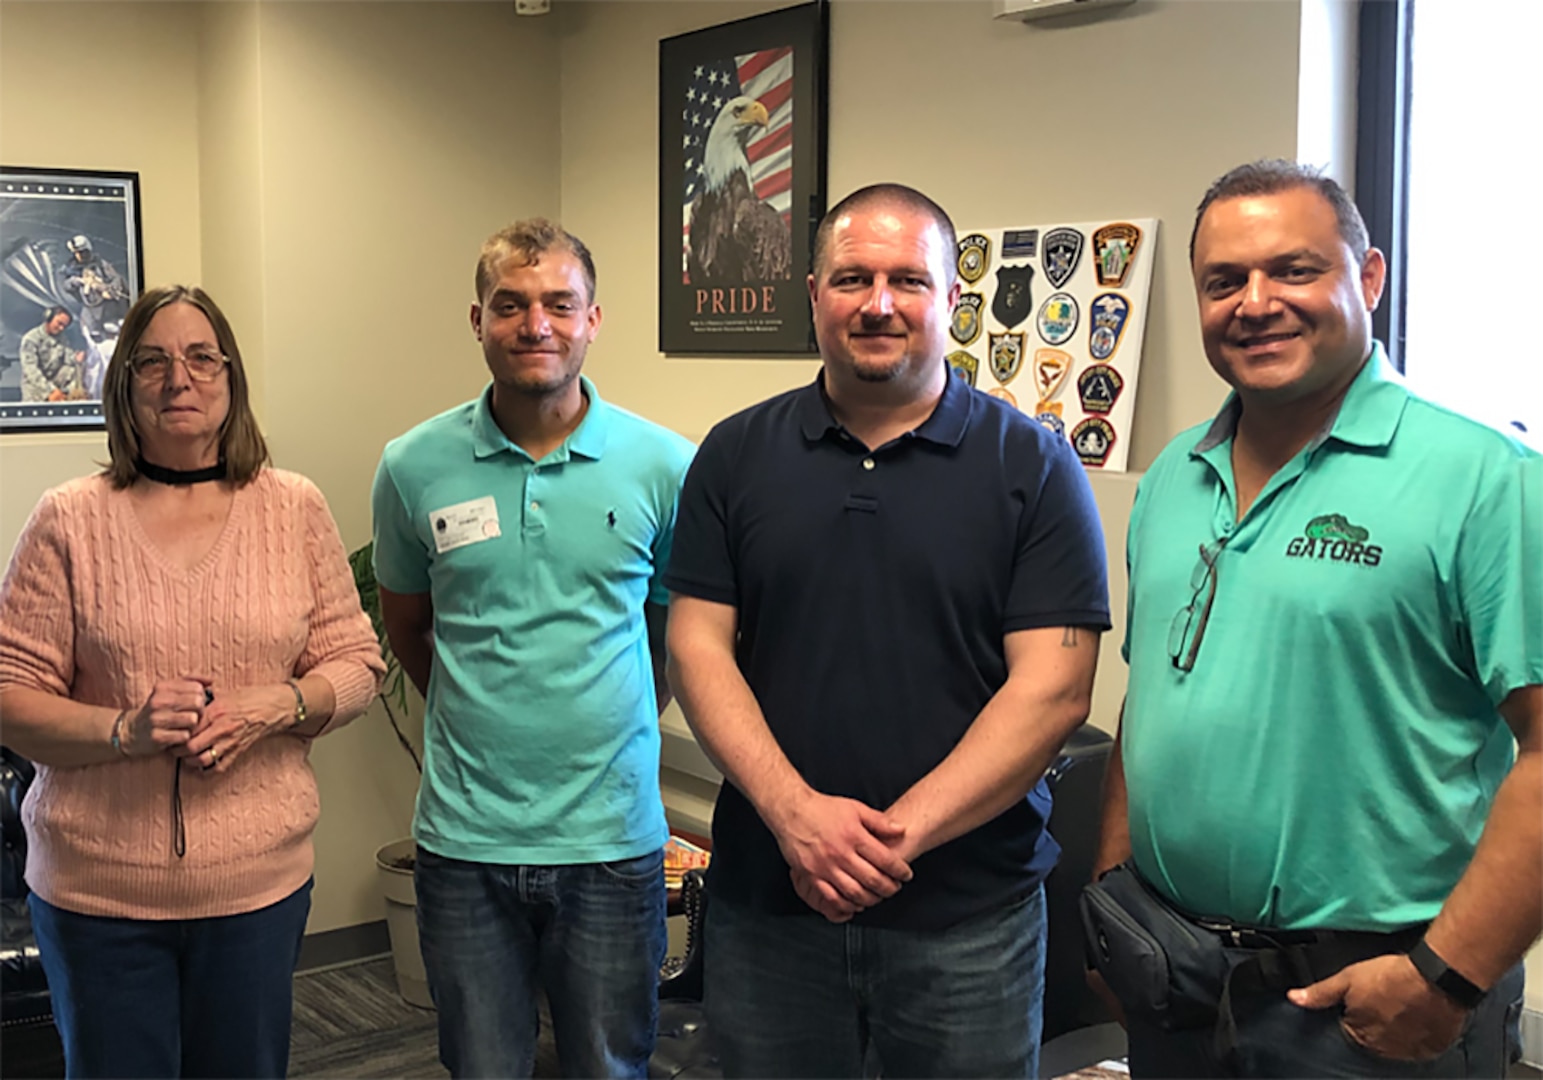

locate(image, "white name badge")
(428, 496), (502, 554)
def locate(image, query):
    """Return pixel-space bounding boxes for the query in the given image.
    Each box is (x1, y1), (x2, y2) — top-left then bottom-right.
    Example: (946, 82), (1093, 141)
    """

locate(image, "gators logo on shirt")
(1285, 513), (1382, 566)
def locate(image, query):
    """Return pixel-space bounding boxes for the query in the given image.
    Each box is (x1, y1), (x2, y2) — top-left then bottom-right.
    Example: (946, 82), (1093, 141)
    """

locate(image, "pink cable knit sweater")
(0, 469), (385, 919)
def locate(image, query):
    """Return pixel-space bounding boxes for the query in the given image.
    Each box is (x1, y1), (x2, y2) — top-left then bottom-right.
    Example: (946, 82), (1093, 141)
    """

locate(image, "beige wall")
(197, 2), (269, 420)
(0, 1), (204, 553)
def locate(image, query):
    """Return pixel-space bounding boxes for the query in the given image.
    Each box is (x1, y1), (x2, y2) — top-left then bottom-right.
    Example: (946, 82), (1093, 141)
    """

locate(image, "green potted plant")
(348, 541), (420, 776)
(348, 542), (433, 1009)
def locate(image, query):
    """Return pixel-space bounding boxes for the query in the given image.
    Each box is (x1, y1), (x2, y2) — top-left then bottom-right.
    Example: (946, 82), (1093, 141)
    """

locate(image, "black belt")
(1195, 916), (1426, 989)
(1207, 917), (1427, 1062)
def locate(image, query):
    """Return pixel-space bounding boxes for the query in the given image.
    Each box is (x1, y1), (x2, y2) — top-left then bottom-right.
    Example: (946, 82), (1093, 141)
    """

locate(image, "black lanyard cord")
(171, 758), (187, 858)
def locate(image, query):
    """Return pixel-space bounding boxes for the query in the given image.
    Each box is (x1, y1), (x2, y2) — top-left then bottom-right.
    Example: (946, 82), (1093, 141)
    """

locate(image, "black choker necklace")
(136, 456), (226, 486)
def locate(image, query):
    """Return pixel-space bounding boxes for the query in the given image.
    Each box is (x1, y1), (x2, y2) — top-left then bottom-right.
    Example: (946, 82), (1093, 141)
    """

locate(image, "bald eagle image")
(687, 96), (792, 283)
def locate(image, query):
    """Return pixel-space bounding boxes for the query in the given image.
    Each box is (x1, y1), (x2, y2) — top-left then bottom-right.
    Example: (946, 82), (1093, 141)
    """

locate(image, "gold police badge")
(957, 234), (991, 285)
(951, 293), (984, 346)
(989, 331), (1026, 386)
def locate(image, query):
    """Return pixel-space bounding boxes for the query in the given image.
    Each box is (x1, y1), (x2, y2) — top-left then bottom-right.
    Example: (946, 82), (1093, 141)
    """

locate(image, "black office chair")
(1, 746), (64, 1077)
(1039, 725), (1127, 1076)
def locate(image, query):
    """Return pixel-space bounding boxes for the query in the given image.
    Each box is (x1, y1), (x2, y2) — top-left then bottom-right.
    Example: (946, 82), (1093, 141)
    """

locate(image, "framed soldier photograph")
(658, 1), (828, 355)
(0, 166), (143, 432)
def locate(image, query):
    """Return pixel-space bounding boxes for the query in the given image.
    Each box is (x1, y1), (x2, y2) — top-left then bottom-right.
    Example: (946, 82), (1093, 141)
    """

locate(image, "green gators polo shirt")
(1122, 345), (1541, 931)
(372, 377), (695, 865)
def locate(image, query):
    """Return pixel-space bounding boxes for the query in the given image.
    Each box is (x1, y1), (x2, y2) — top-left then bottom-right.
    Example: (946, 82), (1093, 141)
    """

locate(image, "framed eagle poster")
(658, 2), (827, 355)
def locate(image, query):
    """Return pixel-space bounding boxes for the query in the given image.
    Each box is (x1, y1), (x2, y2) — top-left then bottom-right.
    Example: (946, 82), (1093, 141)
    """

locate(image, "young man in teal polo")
(371, 219), (693, 1079)
(1094, 160), (1541, 1077)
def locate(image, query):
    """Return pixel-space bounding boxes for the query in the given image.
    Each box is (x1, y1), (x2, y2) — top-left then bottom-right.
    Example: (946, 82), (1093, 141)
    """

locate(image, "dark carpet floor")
(289, 956), (559, 1078)
(6, 957), (1538, 1078)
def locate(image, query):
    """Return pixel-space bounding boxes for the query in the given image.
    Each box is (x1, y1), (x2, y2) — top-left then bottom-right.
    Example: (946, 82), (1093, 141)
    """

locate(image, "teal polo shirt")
(1122, 345), (1541, 931)
(372, 377), (695, 864)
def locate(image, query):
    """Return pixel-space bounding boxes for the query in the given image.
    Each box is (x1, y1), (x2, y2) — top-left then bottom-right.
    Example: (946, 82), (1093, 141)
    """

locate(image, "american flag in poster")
(680, 46), (794, 282)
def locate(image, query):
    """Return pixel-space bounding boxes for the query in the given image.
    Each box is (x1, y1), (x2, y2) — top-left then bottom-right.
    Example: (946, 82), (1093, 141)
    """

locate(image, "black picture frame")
(659, 1), (828, 355)
(0, 166), (144, 432)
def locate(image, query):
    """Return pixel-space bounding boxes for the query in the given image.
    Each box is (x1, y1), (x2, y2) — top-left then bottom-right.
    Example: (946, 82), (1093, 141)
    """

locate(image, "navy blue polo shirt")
(665, 371), (1110, 930)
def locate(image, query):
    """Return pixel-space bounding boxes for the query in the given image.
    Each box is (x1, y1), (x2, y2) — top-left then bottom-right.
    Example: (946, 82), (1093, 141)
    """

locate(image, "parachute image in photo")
(3, 237), (72, 312)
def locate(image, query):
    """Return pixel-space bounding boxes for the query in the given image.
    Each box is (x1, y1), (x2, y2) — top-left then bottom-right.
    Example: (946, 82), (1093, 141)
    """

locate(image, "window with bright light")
(1402, 2), (1541, 442)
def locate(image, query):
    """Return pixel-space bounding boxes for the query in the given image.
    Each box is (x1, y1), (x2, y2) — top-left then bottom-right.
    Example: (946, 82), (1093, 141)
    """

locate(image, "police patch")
(1093, 223), (1142, 288)
(958, 234), (991, 285)
(1036, 292), (1079, 345)
(950, 293), (984, 346)
(1088, 292), (1131, 361)
(1033, 348), (1073, 404)
(988, 386), (1018, 409)
(993, 264), (1035, 330)
(989, 331), (1026, 385)
(1077, 363), (1125, 414)
(1041, 228), (1084, 290)
(1070, 417), (1117, 467)
(1002, 229), (1038, 259)
(946, 350), (979, 388)
(1034, 410), (1066, 437)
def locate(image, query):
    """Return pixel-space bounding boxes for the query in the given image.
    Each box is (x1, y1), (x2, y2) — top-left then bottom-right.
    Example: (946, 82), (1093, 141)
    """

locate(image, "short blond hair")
(101, 285), (270, 489)
(474, 218), (597, 304)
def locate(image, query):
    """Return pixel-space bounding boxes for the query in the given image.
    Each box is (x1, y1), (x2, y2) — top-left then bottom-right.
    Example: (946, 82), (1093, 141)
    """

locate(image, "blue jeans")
(28, 880), (312, 1079)
(414, 844), (667, 1079)
(1127, 960), (1525, 1078)
(705, 884), (1047, 1078)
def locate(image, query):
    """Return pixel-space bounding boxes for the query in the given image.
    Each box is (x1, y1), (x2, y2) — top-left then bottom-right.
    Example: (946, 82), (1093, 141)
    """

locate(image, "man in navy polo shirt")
(665, 184), (1111, 1078)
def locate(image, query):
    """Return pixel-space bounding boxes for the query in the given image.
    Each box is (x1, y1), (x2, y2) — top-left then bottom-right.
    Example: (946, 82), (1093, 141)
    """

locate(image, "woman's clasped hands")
(118, 677), (297, 773)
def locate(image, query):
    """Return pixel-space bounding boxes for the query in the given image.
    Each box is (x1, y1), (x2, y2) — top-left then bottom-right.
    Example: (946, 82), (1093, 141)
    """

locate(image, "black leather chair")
(2, 747), (64, 1077)
(1039, 725), (1127, 1076)
(647, 724), (1124, 1079)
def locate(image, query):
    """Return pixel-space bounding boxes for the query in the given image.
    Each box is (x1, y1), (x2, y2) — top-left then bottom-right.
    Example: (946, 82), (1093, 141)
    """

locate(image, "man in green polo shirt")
(371, 219), (694, 1079)
(1091, 160), (1540, 1077)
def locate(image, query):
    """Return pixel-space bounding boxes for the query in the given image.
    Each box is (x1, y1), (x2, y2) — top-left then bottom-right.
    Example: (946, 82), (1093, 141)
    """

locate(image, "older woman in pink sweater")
(0, 285), (385, 1079)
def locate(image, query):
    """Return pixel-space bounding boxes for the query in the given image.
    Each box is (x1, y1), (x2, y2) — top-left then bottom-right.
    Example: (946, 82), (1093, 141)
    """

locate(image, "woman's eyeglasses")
(130, 349), (230, 383)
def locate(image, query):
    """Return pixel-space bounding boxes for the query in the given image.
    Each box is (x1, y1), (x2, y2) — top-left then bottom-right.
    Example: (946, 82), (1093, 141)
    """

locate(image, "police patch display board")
(947, 218), (1157, 471)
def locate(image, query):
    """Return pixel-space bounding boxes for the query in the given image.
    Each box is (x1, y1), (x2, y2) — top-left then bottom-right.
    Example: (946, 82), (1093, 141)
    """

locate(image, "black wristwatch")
(1407, 939), (1486, 1009)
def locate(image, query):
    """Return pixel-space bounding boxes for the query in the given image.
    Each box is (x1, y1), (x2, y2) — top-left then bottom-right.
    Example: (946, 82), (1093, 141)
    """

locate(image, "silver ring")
(208, 747), (219, 764)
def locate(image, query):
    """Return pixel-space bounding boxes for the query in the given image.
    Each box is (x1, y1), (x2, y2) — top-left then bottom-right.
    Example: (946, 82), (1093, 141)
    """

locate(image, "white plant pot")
(375, 837), (435, 1010)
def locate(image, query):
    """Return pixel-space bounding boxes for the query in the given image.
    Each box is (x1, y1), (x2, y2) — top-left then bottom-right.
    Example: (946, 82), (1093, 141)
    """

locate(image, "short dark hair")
(475, 218), (597, 305)
(101, 285), (270, 489)
(43, 306), (70, 324)
(1190, 159), (1370, 264)
(812, 184), (958, 286)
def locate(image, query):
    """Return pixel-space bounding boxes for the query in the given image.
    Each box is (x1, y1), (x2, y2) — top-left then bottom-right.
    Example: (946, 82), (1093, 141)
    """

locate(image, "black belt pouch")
(1080, 862), (1231, 1030)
